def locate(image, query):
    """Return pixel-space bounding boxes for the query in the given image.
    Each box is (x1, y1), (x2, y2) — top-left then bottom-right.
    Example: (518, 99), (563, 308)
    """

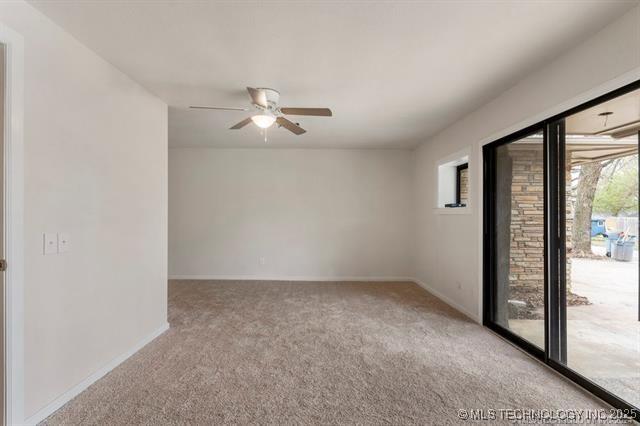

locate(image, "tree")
(572, 162), (604, 256)
(593, 156), (638, 216)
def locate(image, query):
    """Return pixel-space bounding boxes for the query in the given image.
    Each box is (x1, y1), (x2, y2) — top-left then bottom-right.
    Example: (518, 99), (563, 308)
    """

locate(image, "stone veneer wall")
(460, 168), (469, 204)
(509, 145), (545, 303)
(508, 144), (572, 306)
(565, 159), (573, 291)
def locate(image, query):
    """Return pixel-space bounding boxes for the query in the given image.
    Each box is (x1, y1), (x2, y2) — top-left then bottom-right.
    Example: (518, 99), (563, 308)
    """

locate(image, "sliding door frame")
(483, 79), (640, 420)
(482, 122), (547, 362)
(546, 119), (567, 364)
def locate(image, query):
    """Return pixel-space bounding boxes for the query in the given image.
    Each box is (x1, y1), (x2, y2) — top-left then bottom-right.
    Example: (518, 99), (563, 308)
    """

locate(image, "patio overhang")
(566, 138), (638, 166)
(515, 135), (638, 166)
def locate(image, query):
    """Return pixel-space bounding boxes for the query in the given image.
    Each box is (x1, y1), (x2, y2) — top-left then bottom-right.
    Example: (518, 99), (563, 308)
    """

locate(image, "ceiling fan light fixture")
(193, 87), (332, 135)
(251, 114), (276, 129)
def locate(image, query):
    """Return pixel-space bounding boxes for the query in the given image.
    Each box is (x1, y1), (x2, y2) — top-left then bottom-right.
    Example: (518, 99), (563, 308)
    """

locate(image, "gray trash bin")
(606, 232), (620, 257)
(613, 238), (635, 262)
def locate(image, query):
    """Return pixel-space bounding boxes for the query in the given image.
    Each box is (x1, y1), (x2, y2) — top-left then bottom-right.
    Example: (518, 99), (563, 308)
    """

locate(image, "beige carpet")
(42, 280), (607, 425)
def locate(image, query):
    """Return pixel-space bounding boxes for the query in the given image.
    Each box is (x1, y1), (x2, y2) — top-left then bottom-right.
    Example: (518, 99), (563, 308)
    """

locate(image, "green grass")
(591, 235), (606, 247)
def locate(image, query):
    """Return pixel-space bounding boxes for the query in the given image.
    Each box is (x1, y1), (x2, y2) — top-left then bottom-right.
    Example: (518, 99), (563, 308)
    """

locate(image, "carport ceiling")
(29, 1), (638, 148)
(566, 89), (640, 139)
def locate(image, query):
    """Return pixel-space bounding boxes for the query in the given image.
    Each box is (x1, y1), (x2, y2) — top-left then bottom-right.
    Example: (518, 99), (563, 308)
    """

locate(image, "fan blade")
(276, 117), (306, 135)
(230, 117), (253, 130)
(246, 87), (267, 108)
(190, 106), (248, 111)
(280, 107), (332, 117)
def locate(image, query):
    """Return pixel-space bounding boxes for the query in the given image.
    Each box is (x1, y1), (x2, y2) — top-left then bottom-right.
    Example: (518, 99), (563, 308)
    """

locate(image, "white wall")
(3, 0), (634, 417)
(169, 148), (412, 280)
(0, 1), (168, 420)
(414, 5), (640, 321)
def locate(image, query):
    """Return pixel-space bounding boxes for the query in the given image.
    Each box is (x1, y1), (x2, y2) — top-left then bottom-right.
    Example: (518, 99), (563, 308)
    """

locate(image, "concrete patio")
(510, 254), (639, 407)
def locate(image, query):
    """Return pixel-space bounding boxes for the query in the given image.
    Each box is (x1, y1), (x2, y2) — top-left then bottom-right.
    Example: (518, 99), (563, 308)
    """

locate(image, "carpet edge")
(25, 322), (170, 425)
(168, 275), (414, 282)
(411, 278), (481, 323)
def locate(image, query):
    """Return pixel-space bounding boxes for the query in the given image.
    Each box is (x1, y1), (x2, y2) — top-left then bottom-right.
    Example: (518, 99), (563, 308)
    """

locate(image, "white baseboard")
(23, 280), (476, 425)
(411, 278), (481, 323)
(169, 275), (414, 282)
(169, 275), (479, 323)
(24, 322), (170, 426)
(169, 275), (482, 323)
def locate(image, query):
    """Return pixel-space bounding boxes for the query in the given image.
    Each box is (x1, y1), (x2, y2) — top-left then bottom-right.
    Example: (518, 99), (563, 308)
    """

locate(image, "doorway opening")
(0, 26), (26, 425)
(0, 42), (4, 426)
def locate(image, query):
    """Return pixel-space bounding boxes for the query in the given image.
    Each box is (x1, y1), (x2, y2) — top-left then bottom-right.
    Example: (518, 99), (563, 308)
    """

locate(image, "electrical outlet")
(259, 257), (266, 265)
(43, 233), (58, 255)
(58, 232), (70, 253)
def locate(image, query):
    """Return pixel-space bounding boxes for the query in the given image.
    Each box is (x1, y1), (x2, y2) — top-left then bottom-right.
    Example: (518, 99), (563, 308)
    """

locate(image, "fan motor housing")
(257, 88), (280, 109)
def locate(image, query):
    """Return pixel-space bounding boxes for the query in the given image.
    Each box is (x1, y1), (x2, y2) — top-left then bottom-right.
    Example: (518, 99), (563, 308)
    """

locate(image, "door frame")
(0, 23), (24, 426)
(482, 122), (548, 362)
(483, 78), (640, 420)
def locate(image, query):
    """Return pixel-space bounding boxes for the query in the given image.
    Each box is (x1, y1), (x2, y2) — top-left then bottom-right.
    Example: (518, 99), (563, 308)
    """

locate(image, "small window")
(456, 163), (469, 206)
(437, 153), (469, 209)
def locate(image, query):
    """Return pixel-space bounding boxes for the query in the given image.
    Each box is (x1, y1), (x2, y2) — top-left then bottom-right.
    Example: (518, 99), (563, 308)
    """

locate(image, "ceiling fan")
(190, 87), (332, 135)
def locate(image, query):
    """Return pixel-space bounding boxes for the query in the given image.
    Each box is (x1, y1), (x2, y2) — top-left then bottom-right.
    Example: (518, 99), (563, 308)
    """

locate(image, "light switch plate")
(43, 233), (58, 255)
(58, 232), (70, 253)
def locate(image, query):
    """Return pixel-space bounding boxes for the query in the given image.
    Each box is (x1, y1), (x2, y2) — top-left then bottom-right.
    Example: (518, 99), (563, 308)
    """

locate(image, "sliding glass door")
(486, 130), (546, 351)
(558, 99), (639, 409)
(484, 82), (640, 420)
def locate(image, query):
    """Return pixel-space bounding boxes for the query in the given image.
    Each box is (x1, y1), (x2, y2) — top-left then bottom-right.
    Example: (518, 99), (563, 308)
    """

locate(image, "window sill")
(433, 207), (472, 215)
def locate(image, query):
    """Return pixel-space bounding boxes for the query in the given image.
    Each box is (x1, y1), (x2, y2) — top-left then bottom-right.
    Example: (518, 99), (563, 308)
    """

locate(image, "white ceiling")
(29, 1), (638, 149)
